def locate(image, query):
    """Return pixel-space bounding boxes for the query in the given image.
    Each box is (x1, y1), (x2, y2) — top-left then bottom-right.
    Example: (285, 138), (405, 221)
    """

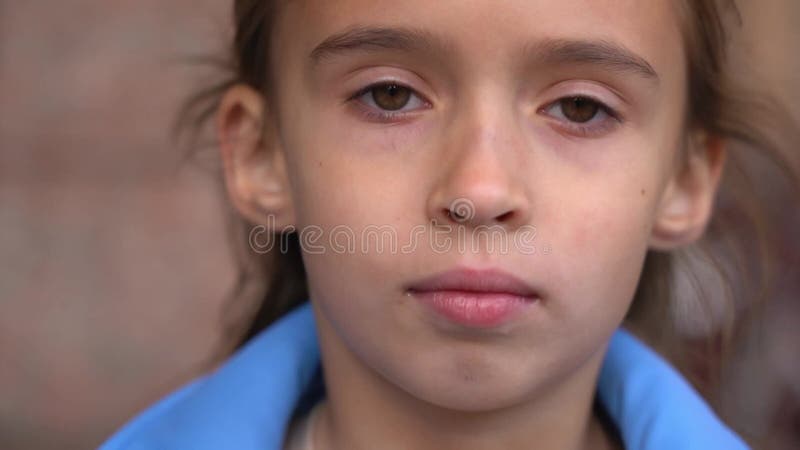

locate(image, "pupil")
(562, 97), (599, 123)
(372, 84), (411, 111)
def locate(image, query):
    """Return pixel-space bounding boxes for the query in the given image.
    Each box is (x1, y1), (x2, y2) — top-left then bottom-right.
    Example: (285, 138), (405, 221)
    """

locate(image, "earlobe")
(649, 132), (726, 251)
(217, 85), (295, 230)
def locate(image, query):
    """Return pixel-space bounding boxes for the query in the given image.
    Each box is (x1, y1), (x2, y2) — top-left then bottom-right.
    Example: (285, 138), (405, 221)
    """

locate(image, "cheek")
(567, 191), (655, 256)
(281, 111), (427, 230)
(544, 183), (660, 338)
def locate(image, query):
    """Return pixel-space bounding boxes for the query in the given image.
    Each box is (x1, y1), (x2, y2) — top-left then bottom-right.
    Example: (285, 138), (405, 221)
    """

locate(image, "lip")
(406, 268), (539, 329)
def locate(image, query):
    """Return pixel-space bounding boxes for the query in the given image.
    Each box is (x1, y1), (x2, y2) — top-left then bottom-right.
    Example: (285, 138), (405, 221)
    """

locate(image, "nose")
(426, 106), (532, 230)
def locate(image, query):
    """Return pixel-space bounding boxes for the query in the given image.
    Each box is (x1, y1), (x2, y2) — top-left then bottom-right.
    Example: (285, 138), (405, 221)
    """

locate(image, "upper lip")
(406, 267), (539, 298)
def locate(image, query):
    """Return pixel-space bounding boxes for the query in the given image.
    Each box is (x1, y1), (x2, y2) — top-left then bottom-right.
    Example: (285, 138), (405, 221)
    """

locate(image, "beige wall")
(1, 1), (798, 449)
(0, 2), (233, 448)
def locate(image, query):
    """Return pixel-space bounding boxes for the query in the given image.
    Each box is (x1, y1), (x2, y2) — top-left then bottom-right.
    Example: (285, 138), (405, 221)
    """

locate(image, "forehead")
(274, 0), (685, 78)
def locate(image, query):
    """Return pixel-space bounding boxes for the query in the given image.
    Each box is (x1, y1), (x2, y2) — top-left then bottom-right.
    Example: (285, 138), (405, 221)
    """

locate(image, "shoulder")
(99, 376), (211, 449)
(599, 328), (751, 450)
(99, 302), (321, 450)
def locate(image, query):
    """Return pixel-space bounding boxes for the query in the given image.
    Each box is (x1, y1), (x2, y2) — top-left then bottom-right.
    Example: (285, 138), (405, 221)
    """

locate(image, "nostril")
(442, 208), (452, 220)
(443, 208), (466, 222)
(495, 211), (514, 223)
(441, 208), (515, 224)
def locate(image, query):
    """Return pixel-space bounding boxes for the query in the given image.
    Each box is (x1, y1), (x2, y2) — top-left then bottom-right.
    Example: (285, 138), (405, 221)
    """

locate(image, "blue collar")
(100, 302), (749, 450)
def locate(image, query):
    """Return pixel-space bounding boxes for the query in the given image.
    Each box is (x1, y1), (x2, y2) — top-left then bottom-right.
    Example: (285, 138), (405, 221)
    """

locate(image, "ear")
(649, 131), (727, 250)
(217, 85), (295, 230)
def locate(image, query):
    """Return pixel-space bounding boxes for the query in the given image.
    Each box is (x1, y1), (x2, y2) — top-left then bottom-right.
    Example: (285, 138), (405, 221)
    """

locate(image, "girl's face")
(225, 0), (721, 413)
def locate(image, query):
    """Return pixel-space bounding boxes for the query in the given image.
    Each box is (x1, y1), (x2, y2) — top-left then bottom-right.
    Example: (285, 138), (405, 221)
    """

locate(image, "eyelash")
(539, 96), (623, 138)
(347, 82), (623, 136)
(347, 81), (430, 123)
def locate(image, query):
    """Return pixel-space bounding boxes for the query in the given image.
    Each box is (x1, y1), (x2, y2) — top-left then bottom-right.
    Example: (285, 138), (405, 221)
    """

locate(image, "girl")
(102, 0), (798, 449)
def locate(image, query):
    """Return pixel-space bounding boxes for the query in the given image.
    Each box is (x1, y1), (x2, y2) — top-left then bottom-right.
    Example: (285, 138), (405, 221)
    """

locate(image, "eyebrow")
(310, 26), (448, 64)
(309, 26), (659, 82)
(526, 38), (659, 81)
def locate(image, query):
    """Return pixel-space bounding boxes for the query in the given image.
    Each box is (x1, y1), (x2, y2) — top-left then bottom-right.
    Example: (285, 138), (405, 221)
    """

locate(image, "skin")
(217, 1), (726, 449)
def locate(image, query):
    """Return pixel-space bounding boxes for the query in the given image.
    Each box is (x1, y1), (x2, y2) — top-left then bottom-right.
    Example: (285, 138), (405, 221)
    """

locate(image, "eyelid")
(346, 79), (432, 123)
(537, 95), (623, 138)
(539, 94), (620, 120)
(347, 79), (429, 103)
(540, 80), (625, 110)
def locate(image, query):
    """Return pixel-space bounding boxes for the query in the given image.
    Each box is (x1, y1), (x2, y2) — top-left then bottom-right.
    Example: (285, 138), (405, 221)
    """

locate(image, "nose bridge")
(445, 84), (522, 178)
(428, 87), (531, 229)
(453, 83), (519, 156)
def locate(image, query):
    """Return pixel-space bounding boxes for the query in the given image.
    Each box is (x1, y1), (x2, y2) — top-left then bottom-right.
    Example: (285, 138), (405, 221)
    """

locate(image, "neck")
(311, 308), (617, 450)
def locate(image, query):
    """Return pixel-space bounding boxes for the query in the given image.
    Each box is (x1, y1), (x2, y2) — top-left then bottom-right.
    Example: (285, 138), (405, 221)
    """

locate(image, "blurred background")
(0, 1), (798, 449)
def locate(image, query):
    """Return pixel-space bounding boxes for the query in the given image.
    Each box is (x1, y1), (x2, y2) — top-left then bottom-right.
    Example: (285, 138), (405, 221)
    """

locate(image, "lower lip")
(411, 291), (535, 328)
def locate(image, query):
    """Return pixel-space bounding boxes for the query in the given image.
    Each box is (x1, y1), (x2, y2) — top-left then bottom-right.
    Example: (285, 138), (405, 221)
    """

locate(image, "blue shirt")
(99, 302), (749, 450)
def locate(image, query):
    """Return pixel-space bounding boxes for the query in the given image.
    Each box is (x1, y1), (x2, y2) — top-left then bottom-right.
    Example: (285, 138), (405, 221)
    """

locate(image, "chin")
(383, 351), (549, 413)
(407, 377), (539, 413)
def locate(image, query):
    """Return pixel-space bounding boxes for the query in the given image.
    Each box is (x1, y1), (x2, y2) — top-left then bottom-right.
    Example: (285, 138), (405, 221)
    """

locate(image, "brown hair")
(178, 0), (799, 446)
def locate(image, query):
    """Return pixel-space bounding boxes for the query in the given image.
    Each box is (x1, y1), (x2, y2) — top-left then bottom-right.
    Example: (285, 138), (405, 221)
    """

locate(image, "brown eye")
(560, 97), (600, 123)
(371, 84), (412, 111)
